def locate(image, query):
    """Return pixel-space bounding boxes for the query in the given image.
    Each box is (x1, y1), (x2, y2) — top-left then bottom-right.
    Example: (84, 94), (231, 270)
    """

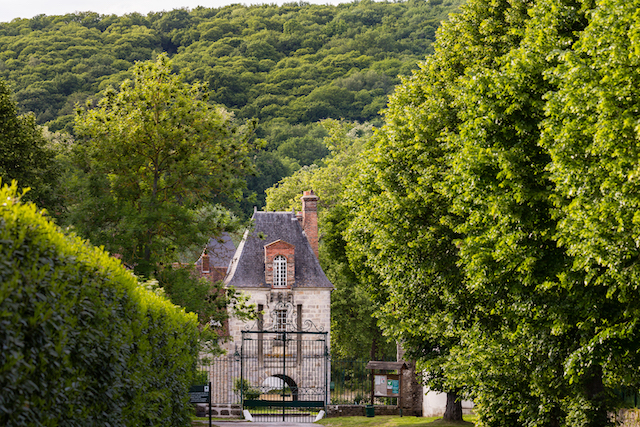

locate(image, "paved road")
(212, 423), (315, 426)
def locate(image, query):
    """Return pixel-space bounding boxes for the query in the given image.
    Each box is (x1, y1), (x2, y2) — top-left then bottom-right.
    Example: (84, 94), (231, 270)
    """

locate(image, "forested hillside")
(0, 0), (463, 212)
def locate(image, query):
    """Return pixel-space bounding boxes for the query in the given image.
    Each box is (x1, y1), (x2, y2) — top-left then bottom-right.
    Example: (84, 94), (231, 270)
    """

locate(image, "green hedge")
(0, 181), (199, 426)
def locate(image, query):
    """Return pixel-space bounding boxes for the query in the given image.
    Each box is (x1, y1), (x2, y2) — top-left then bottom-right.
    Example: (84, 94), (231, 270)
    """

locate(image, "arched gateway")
(239, 306), (329, 422)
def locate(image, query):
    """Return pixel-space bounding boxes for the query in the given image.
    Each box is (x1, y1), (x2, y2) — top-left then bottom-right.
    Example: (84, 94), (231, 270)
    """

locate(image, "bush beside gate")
(0, 181), (199, 427)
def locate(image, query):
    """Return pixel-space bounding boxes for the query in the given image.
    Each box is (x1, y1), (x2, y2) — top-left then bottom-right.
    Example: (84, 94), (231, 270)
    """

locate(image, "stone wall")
(195, 404), (242, 418)
(224, 287), (331, 351)
(396, 344), (424, 415)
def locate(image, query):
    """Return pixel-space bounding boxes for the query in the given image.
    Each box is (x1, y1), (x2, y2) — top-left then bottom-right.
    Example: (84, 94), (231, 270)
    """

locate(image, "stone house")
(221, 190), (333, 351)
(201, 190), (333, 411)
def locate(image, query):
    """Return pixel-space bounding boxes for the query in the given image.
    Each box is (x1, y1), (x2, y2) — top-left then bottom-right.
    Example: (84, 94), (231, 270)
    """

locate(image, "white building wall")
(422, 388), (474, 417)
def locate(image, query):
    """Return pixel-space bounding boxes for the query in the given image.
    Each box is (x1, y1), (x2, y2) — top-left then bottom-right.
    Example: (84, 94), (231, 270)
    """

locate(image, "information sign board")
(189, 385), (210, 404)
(374, 374), (400, 397)
(391, 379), (399, 395)
(374, 375), (387, 396)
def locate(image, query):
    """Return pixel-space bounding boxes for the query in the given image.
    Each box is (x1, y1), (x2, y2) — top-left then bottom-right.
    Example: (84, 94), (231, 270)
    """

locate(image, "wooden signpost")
(366, 361), (409, 417)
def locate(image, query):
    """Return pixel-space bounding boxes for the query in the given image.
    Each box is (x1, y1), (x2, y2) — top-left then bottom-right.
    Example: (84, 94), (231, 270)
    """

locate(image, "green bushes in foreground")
(0, 180), (199, 426)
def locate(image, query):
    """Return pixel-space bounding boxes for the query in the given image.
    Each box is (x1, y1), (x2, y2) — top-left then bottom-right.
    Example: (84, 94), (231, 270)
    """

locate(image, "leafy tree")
(435, 0), (583, 423)
(342, 0), (637, 425)
(438, 0), (621, 425)
(72, 54), (257, 278)
(0, 0), (464, 133)
(542, 0), (640, 415)
(342, 0), (530, 418)
(0, 78), (61, 212)
(0, 1), (465, 214)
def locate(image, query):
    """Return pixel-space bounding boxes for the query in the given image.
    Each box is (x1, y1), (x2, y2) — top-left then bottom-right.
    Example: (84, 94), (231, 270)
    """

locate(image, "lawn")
(317, 415), (476, 427)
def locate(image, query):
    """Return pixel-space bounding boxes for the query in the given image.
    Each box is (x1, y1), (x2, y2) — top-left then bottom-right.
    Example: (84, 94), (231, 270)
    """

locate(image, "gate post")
(325, 337), (330, 405)
(282, 331), (286, 422)
(240, 332), (245, 407)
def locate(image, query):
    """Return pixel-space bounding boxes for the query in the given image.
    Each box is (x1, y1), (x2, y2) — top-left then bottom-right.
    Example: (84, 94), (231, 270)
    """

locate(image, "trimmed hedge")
(0, 181), (199, 426)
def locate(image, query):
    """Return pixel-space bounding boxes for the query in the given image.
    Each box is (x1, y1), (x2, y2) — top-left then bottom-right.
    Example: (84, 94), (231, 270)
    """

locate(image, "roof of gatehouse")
(224, 211), (333, 289)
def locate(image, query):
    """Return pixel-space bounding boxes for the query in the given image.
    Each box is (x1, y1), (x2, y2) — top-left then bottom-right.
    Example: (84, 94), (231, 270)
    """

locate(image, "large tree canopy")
(71, 53), (257, 277)
(343, 0), (640, 426)
(542, 0), (640, 399)
(0, 1), (464, 214)
(0, 79), (60, 211)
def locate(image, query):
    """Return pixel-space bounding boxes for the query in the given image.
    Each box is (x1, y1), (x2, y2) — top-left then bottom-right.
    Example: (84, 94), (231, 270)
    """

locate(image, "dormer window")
(264, 240), (295, 288)
(274, 255), (287, 287)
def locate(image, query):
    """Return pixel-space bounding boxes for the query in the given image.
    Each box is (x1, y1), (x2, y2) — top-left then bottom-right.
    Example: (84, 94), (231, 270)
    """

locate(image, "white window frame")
(273, 255), (287, 287)
(274, 308), (288, 346)
(275, 308), (287, 332)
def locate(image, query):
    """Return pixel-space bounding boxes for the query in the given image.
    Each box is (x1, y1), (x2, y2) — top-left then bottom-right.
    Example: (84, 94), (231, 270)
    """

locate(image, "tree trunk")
(370, 333), (378, 361)
(584, 364), (610, 427)
(443, 390), (463, 422)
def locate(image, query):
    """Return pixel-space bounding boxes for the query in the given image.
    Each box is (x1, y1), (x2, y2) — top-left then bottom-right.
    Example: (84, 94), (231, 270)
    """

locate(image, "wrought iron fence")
(329, 359), (370, 405)
(329, 358), (398, 405)
(198, 356), (398, 406)
(617, 389), (640, 409)
(197, 357), (640, 411)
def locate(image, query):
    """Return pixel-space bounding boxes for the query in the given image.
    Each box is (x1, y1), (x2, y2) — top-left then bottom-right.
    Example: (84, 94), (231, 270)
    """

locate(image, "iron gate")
(241, 330), (329, 422)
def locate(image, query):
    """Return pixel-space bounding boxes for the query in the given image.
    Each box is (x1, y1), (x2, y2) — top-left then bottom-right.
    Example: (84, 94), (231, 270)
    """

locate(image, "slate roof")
(195, 233), (236, 269)
(224, 211), (333, 289)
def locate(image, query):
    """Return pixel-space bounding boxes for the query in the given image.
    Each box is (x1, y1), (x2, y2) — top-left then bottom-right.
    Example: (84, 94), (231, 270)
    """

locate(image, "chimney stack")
(301, 190), (319, 259)
(201, 250), (210, 273)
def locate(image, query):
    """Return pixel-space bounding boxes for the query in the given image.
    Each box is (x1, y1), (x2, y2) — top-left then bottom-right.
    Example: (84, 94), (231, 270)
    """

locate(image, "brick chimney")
(301, 190), (319, 259)
(201, 251), (210, 273)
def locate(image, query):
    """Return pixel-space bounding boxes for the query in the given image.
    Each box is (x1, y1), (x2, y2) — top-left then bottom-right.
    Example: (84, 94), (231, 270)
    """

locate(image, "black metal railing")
(329, 359), (371, 405)
(617, 389), (640, 409)
(329, 358), (398, 405)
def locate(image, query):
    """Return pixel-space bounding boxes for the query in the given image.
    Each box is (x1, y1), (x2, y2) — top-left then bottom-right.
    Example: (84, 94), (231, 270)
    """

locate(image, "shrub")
(0, 180), (199, 426)
(233, 378), (261, 400)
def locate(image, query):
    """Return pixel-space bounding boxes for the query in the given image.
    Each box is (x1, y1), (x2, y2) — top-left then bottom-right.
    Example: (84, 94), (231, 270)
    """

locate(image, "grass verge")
(316, 415), (476, 427)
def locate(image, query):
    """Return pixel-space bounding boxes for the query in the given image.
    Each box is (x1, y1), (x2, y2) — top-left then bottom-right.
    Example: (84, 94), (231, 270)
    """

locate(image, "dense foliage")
(0, 1), (461, 128)
(71, 54), (255, 277)
(0, 180), (199, 427)
(0, 79), (61, 212)
(340, 0), (640, 426)
(0, 0), (463, 213)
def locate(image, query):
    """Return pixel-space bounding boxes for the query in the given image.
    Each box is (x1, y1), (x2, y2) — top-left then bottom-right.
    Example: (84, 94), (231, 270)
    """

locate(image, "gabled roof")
(196, 233), (236, 269)
(264, 239), (294, 250)
(224, 211), (333, 289)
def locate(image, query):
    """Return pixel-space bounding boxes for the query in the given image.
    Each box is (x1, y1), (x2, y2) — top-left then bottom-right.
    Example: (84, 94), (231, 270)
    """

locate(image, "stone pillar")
(397, 342), (423, 416)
